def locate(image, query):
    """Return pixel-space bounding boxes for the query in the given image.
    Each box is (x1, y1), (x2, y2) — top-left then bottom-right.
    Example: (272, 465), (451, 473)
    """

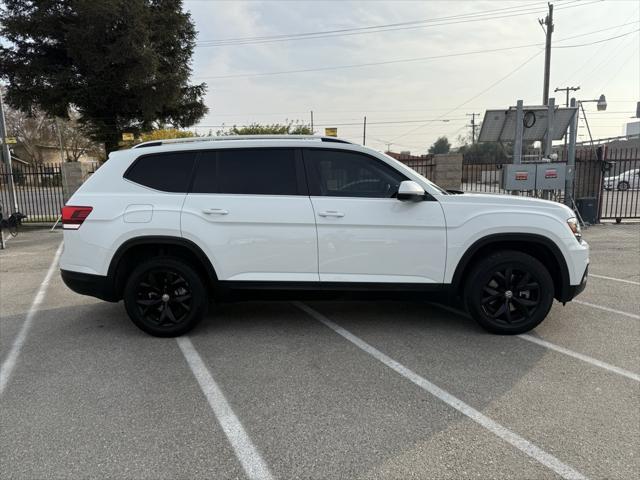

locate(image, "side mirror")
(397, 180), (425, 201)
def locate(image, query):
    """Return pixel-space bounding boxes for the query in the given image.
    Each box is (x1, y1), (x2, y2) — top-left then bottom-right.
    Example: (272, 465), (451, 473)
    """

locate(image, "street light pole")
(578, 95), (607, 147)
(564, 97), (578, 207)
(555, 86), (580, 157)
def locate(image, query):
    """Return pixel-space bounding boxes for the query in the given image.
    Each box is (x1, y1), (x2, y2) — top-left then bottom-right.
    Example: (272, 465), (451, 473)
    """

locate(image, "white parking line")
(0, 241), (63, 397)
(295, 302), (588, 480)
(176, 336), (274, 480)
(573, 300), (640, 320)
(519, 334), (639, 382)
(429, 302), (640, 381)
(589, 274), (640, 286)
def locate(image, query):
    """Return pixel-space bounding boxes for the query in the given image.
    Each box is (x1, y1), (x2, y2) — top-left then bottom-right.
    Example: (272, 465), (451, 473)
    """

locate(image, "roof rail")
(132, 135), (353, 149)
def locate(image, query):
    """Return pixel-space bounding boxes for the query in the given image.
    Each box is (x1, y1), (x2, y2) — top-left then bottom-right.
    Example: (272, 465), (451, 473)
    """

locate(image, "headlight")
(567, 217), (582, 242)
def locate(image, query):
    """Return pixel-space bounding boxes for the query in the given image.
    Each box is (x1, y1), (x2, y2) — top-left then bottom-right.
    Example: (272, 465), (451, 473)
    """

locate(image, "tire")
(617, 181), (630, 191)
(123, 257), (207, 337)
(464, 251), (554, 335)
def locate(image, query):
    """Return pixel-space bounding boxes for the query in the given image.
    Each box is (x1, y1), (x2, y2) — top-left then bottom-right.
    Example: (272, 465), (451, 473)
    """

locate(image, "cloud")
(184, 0), (640, 152)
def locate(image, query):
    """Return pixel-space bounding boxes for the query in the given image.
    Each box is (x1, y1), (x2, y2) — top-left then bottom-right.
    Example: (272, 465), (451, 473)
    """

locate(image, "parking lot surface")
(1, 224), (639, 479)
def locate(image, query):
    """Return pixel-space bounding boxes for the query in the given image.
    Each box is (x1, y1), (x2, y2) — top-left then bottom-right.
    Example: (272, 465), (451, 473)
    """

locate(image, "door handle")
(318, 211), (345, 218)
(202, 208), (229, 215)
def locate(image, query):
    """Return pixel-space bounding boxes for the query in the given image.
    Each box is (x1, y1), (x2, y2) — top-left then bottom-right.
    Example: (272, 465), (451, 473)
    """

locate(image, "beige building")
(11, 142), (103, 166)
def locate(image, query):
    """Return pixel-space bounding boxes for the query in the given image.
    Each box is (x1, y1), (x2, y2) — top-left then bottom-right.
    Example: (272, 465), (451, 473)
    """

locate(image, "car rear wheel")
(464, 251), (554, 334)
(617, 181), (630, 191)
(124, 257), (207, 337)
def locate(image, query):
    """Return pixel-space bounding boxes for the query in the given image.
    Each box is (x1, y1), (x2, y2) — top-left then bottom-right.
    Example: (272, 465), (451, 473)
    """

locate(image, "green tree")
(0, 0), (207, 153)
(219, 122), (314, 136)
(458, 142), (511, 164)
(428, 136), (451, 154)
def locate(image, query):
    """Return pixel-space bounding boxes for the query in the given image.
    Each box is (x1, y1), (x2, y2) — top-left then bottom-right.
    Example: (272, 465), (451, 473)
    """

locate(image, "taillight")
(61, 206), (93, 230)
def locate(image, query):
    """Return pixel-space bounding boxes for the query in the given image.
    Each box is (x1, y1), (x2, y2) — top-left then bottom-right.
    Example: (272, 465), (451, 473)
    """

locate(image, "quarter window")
(124, 152), (196, 193)
(304, 149), (406, 198)
(191, 148), (299, 195)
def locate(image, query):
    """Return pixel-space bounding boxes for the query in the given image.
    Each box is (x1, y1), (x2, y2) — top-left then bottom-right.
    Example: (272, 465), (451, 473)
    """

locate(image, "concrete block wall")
(432, 153), (463, 190)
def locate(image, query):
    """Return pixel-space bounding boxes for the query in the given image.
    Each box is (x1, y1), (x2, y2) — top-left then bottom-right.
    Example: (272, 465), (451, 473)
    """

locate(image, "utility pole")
(554, 86), (580, 156)
(540, 2), (554, 105)
(554, 86), (580, 107)
(362, 116), (367, 145)
(466, 113), (480, 144)
(0, 88), (18, 213)
(310, 110), (314, 133)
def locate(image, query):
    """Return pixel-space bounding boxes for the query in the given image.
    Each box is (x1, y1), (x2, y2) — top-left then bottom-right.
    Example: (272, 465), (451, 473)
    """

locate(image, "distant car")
(604, 168), (640, 191)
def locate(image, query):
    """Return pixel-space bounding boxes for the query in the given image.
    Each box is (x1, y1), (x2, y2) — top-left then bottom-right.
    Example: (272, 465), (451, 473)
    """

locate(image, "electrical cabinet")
(503, 163), (567, 191)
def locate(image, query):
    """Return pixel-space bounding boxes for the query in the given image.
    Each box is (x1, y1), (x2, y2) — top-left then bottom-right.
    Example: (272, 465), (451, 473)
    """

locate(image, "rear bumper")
(60, 269), (117, 302)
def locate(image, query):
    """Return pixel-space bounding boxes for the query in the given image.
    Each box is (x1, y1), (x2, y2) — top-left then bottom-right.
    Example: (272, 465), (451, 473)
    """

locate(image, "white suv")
(60, 136), (589, 337)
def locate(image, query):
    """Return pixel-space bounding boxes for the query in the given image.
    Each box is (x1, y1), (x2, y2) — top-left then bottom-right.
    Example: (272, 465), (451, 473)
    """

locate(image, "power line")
(197, 2), (550, 44)
(195, 28), (639, 80)
(194, 108), (635, 117)
(389, 50), (543, 143)
(194, 118), (466, 128)
(196, 44), (543, 79)
(553, 28), (639, 48)
(596, 44), (640, 94)
(553, 20), (639, 43)
(195, 0), (597, 47)
(557, 5), (640, 85)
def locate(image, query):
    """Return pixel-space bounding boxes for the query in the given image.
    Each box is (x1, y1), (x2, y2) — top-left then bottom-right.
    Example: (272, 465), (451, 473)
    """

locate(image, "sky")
(183, 0), (640, 153)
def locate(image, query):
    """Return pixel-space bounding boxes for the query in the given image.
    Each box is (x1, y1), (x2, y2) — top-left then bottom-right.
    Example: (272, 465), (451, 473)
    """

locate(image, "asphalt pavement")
(1, 223), (638, 479)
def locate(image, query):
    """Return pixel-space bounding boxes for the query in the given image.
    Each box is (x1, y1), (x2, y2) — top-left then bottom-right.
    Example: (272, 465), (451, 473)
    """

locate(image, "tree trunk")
(104, 132), (120, 156)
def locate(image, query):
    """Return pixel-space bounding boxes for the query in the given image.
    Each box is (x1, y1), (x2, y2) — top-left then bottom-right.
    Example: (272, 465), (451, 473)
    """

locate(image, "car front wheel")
(464, 251), (554, 334)
(617, 181), (630, 191)
(124, 257), (207, 337)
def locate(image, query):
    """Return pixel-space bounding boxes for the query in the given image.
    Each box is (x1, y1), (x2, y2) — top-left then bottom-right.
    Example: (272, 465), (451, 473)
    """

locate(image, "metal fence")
(398, 157), (435, 180)
(0, 161), (101, 224)
(461, 146), (640, 221)
(0, 163), (65, 223)
(599, 147), (639, 220)
(460, 150), (565, 200)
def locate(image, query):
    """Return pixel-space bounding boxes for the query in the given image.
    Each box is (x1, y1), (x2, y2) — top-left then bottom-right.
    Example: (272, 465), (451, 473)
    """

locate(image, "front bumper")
(563, 265), (588, 303)
(60, 269), (117, 302)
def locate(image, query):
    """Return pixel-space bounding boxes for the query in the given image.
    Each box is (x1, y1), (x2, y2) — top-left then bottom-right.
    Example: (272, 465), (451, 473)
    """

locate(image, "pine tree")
(0, 0), (207, 153)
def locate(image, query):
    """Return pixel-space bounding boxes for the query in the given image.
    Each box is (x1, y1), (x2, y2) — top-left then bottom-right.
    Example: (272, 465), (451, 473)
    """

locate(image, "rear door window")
(191, 148), (299, 195)
(124, 152), (196, 192)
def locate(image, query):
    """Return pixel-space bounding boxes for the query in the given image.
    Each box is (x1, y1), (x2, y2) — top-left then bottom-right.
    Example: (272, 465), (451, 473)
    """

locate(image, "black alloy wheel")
(464, 251), (554, 334)
(480, 267), (540, 327)
(124, 257), (207, 337)
(135, 269), (193, 328)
